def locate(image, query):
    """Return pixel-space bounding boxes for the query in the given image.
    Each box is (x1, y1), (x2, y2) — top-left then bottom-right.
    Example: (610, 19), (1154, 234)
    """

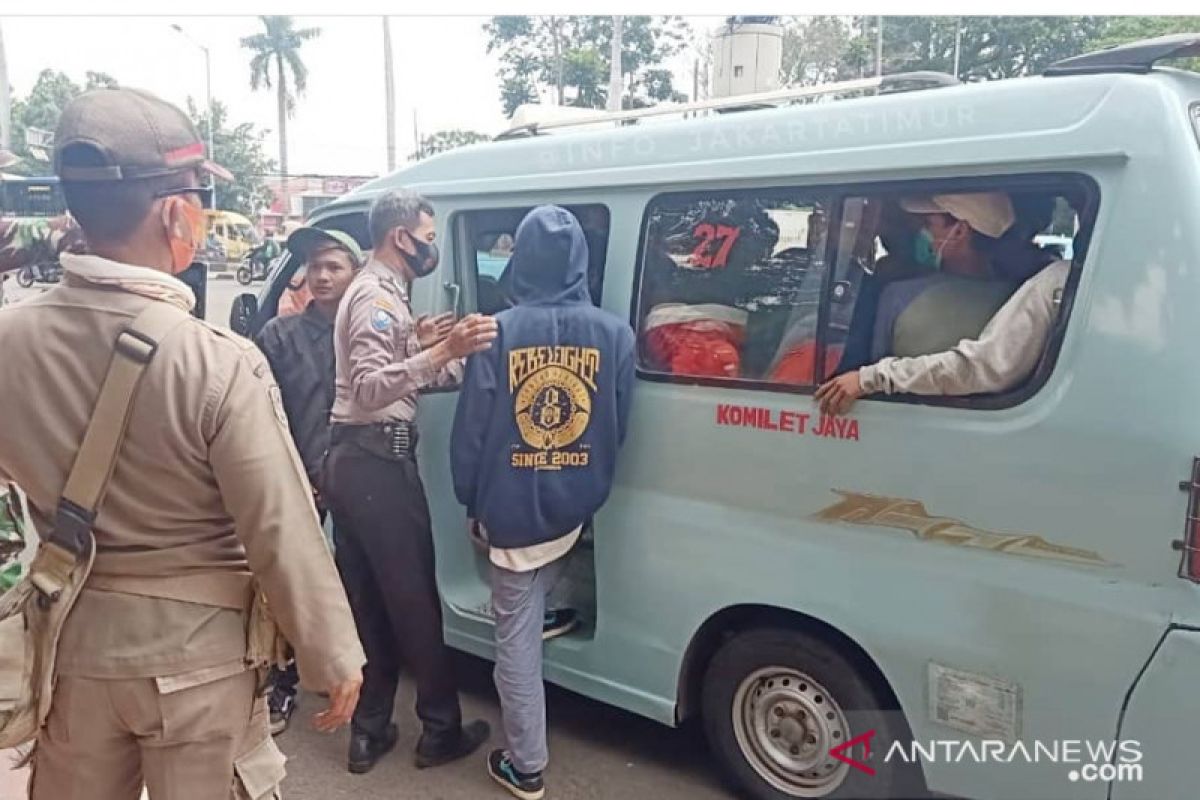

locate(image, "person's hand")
(814, 371), (865, 417)
(313, 672), (362, 732)
(416, 312), (456, 349)
(444, 314), (498, 358)
(467, 518), (489, 551)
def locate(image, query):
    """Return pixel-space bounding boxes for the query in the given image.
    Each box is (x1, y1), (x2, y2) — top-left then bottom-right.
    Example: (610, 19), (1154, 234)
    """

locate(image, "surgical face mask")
(913, 227), (942, 269)
(399, 229), (440, 278)
(163, 197), (206, 274)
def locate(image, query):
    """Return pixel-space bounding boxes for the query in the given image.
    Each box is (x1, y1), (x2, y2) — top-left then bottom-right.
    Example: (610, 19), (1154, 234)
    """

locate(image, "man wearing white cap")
(817, 191), (1069, 415)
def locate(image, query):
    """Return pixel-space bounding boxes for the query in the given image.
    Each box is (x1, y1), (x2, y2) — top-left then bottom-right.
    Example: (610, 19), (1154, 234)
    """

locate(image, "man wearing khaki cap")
(0, 88), (364, 799)
(816, 191), (1068, 414)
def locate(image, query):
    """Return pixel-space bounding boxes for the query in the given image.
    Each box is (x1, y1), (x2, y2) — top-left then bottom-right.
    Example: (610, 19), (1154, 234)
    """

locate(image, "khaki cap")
(287, 227), (365, 267)
(53, 88), (232, 183)
(900, 192), (1016, 239)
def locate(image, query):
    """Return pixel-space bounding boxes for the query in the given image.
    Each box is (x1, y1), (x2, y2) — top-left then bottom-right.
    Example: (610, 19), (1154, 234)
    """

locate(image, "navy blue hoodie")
(451, 206), (635, 550)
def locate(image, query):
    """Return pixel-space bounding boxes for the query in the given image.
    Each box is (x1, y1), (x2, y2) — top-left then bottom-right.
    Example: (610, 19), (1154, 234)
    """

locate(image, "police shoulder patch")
(370, 307), (394, 332)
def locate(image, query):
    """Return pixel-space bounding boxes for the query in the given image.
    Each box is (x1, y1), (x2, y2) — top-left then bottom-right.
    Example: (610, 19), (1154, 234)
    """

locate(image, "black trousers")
(323, 441), (462, 741)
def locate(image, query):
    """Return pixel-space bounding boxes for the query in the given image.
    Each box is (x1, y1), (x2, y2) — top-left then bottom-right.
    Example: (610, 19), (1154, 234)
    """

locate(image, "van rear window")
(634, 177), (1093, 409)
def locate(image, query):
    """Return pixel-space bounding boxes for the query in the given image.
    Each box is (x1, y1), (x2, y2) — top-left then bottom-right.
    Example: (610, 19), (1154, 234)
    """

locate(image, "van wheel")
(701, 628), (920, 800)
(236, 266), (253, 286)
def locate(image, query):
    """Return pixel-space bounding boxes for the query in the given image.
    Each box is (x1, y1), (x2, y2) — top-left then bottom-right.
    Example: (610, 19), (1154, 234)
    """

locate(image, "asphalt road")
(1, 275), (738, 800)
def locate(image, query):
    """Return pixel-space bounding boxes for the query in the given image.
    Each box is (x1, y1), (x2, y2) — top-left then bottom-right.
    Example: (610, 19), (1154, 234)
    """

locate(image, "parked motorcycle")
(16, 260), (62, 288)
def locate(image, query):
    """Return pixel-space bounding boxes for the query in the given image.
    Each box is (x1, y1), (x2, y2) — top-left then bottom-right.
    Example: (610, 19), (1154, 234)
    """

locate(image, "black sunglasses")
(155, 185), (215, 210)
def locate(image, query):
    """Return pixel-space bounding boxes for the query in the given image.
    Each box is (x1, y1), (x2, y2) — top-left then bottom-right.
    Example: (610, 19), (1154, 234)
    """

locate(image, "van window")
(635, 189), (832, 383)
(458, 205), (610, 316)
(634, 178), (1091, 404)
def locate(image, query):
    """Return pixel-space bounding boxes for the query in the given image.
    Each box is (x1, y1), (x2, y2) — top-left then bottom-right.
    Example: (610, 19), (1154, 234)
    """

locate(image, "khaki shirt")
(0, 269), (364, 688)
(331, 259), (462, 424)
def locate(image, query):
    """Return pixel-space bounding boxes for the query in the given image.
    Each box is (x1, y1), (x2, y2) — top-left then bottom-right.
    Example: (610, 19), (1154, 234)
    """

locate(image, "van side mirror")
(230, 293), (259, 337)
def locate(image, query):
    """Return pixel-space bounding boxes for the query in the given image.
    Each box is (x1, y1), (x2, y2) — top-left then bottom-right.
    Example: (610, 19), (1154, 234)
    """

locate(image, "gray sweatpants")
(491, 555), (569, 774)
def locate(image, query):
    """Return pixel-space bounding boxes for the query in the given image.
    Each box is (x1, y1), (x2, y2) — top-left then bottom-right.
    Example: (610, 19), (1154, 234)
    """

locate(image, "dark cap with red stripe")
(53, 87), (232, 183)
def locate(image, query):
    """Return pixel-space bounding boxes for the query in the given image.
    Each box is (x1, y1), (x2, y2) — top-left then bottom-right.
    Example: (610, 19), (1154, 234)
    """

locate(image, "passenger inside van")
(814, 250), (1071, 415)
(834, 192), (1058, 375)
(638, 199), (797, 380)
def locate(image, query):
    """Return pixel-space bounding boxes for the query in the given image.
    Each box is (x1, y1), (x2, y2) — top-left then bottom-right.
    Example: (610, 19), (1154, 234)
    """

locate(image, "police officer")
(0, 88), (365, 799)
(323, 189), (496, 774)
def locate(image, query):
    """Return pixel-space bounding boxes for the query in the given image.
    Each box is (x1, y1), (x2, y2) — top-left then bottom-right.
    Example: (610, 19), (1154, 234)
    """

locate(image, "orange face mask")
(162, 196), (207, 273)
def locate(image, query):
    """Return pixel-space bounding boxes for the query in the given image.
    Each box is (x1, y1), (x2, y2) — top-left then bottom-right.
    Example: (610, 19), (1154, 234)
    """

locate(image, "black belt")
(330, 421), (417, 461)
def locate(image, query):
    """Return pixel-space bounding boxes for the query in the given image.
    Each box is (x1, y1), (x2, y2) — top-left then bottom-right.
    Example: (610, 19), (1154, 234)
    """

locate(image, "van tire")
(236, 266), (253, 286)
(701, 628), (920, 800)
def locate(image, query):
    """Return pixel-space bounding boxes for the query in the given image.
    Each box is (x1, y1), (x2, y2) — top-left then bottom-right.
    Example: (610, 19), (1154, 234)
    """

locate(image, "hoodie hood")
(508, 205), (591, 306)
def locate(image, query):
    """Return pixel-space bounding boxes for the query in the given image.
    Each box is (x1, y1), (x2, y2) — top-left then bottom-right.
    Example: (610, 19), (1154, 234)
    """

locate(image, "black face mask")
(399, 230), (439, 278)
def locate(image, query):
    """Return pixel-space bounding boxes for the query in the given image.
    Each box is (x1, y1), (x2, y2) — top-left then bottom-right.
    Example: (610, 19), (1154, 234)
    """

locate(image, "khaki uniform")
(0, 256), (365, 799)
(331, 259), (462, 424)
(324, 259), (467, 745)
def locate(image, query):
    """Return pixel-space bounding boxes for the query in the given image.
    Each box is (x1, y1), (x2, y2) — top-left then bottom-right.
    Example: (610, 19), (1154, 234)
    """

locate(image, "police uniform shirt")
(331, 259), (462, 424)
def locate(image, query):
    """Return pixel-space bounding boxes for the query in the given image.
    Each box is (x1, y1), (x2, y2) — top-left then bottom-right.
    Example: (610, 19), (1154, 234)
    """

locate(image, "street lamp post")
(171, 24), (216, 207)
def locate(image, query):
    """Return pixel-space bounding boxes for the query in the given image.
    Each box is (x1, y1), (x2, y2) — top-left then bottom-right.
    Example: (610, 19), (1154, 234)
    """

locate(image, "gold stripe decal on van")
(814, 491), (1110, 566)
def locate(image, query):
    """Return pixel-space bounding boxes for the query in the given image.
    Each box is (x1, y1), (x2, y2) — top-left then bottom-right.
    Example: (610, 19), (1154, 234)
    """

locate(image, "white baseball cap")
(900, 192), (1016, 239)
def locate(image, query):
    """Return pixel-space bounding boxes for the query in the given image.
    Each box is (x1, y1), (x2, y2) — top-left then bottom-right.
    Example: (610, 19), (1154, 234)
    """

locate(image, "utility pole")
(171, 25), (216, 206)
(608, 16), (623, 112)
(412, 109), (421, 161)
(953, 17), (963, 79)
(875, 16), (884, 78)
(0, 22), (11, 152)
(383, 16), (396, 172)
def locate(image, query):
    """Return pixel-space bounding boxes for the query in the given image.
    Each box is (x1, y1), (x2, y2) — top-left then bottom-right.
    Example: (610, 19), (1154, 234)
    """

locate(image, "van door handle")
(444, 281), (461, 315)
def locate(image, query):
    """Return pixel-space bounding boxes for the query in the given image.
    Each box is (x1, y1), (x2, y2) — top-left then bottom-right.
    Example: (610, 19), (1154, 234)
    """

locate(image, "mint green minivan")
(234, 34), (1200, 800)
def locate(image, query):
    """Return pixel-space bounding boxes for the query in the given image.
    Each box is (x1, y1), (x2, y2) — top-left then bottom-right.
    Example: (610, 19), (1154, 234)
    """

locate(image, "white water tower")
(711, 16), (784, 99)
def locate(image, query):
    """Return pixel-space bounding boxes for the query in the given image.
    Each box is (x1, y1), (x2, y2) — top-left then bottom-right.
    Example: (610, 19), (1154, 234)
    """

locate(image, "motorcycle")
(236, 250), (273, 286)
(16, 260), (62, 288)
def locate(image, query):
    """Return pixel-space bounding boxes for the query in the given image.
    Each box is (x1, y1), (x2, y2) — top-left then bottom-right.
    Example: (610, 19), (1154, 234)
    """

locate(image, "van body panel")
(294, 68), (1200, 800)
(1111, 627), (1200, 800)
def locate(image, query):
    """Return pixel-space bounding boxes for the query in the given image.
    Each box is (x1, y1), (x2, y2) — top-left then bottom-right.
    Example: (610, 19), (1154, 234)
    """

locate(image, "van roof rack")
(1045, 33), (1200, 77)
(495, 71), (959, 140)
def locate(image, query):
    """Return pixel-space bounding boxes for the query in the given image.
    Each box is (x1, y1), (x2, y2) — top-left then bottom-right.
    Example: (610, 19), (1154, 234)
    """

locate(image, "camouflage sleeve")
(0, 215), (84, 273)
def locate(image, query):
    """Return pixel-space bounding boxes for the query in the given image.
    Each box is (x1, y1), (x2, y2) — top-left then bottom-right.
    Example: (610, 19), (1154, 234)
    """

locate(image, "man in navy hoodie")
(451, 206), (634, 800)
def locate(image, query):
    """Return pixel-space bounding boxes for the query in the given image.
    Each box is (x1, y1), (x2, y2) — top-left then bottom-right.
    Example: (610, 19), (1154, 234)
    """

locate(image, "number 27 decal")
(690, 223), (741, 269)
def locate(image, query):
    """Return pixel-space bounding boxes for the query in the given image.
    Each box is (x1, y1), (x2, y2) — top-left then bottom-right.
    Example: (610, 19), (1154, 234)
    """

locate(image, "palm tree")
(241, 16), (320, 224)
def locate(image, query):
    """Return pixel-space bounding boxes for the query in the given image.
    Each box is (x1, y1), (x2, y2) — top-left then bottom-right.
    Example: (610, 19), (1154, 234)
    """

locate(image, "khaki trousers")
(29, 668), (286, 800)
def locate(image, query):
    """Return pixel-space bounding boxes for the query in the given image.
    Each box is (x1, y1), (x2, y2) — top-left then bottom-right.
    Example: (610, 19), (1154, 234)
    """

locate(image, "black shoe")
(348, 723), (399, 774)
(268, 691), (296, 736)
(487, 749), (545, 800)
(542, 608), (580, 641)
(414, 719), (491, 769)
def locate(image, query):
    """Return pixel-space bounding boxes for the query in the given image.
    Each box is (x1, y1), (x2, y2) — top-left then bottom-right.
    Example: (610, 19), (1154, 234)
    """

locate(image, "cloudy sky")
(2, 15), (723, 177)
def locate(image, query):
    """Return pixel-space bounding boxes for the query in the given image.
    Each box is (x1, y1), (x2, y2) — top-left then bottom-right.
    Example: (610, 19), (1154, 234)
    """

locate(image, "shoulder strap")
(50, 301), (190, 558)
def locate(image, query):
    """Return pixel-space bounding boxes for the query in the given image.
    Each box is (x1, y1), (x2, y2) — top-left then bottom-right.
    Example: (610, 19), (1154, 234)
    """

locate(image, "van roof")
(315, 66), (1200, 219)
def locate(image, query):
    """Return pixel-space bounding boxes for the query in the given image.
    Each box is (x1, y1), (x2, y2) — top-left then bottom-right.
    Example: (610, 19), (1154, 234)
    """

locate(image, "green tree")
(7, 69), (84, 175)
(781, 16), (857, 86)
(1087, 17), (1200, 71)
(872, 16), (1108, 81)
(85, 71), (119, 90)
(241, 15), (321, 213)
(187, 99), (276, 217)
(410, 129), (490, 161)
(484, 15), (691, 116)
